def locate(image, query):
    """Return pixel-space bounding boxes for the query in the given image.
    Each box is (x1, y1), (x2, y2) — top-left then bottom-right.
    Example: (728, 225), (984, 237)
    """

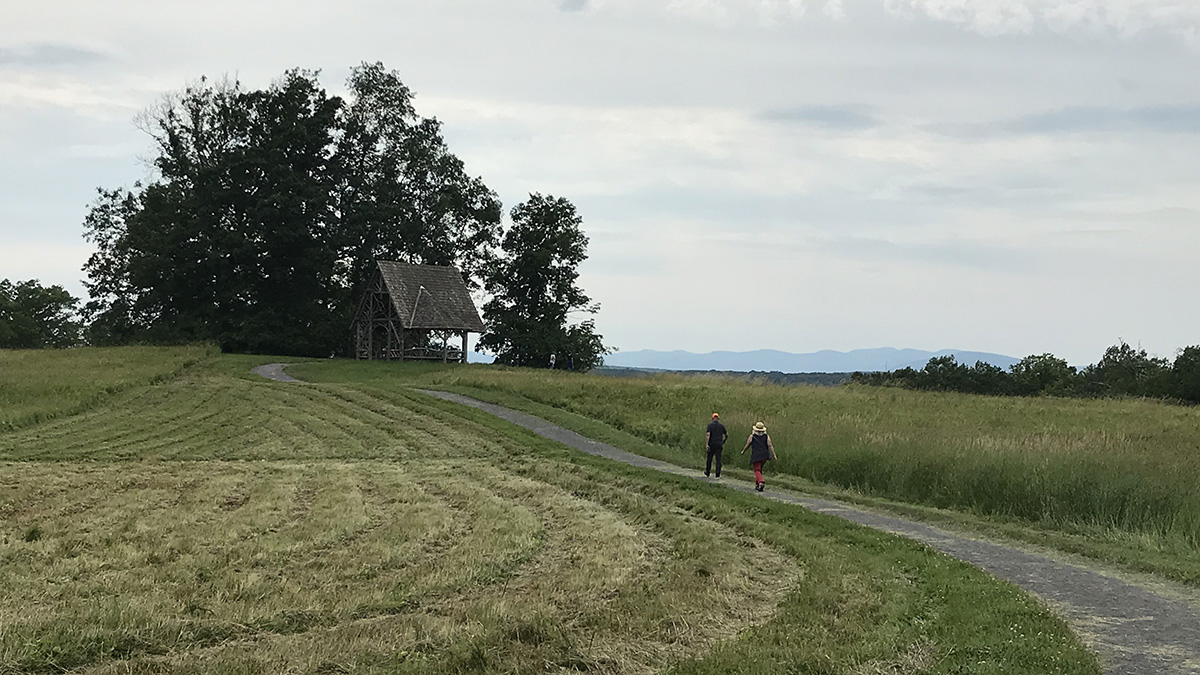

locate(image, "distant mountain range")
(601, 348), (1020, 374)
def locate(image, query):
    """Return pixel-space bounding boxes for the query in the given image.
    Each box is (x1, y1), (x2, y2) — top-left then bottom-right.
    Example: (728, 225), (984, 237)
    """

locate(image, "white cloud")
(590, 0), (807, 24)
(584, 0), (1200, 43)
(887, 0), (1200, 41)
(0, 73), (144, 118)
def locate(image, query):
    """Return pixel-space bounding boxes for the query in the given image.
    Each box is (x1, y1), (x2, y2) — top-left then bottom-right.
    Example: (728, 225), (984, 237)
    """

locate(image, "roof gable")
(376, 261), (486, 332)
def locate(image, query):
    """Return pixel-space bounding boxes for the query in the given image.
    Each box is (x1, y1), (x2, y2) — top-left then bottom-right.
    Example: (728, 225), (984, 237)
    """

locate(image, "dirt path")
(254, 366), (1200, 674)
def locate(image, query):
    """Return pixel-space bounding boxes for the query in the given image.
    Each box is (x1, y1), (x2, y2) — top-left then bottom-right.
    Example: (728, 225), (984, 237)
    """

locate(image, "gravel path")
(251, 363), (303, 383)
(250, 366), (1200, 673)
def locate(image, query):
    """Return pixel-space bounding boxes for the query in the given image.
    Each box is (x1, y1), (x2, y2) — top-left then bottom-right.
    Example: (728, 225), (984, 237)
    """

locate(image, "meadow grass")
(0, 350), (1100, 673)
(0, 345), (214, 431)
(289, 360), (1200, 585)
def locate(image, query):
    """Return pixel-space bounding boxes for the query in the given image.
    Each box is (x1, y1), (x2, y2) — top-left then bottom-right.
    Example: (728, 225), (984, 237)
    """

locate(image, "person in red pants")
(741, 421), (776, 492)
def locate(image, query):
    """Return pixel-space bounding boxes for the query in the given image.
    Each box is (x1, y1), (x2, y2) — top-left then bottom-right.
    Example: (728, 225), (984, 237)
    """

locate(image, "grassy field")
(0, 345), (213, 431)
(289, 360), (1200, 586)
(0, 348), (1099, 673)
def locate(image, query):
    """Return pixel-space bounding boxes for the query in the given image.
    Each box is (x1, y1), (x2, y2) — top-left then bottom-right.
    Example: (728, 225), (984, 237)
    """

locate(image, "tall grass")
(299, 362), (1200, 562)
(0, 345), (215, 431)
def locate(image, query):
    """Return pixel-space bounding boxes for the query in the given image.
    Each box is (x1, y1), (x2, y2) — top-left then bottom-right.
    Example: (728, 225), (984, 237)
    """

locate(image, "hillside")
(0, 348), (1099, 673)
(347, 360), (1200, 587)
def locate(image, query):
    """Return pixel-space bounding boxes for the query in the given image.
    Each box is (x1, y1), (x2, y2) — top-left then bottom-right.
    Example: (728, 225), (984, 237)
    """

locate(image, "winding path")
(251, 363), (303, 383)
(257, 364), (1200, 674)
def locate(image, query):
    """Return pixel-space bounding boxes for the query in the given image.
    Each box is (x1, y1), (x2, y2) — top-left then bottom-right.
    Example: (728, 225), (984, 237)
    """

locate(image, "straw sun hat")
(752, 422), (767, 434)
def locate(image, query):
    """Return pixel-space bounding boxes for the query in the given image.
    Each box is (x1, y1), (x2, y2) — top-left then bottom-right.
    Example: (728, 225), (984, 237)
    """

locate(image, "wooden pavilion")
(352, 261), (485, 362)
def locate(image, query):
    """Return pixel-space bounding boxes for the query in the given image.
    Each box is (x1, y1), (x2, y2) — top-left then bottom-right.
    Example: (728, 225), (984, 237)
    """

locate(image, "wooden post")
(461, 332), (468, 364)
(442, 331), (449, 363)
(366, 314), (373, 360)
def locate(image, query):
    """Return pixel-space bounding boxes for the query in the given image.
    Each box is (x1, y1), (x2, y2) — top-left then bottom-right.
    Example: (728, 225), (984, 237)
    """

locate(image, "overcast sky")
(4, 0), (1199, 365)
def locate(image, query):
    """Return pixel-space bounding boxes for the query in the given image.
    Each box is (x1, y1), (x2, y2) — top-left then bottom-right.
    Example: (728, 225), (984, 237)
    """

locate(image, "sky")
(3, 0), (1199, 366)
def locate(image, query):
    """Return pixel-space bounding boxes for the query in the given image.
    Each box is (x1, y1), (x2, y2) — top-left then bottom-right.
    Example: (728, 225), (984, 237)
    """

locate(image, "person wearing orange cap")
(704, 412), (727, 479)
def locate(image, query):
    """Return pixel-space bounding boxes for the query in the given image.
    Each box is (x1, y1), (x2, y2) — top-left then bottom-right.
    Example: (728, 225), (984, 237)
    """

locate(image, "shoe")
(704, 472), (710, 478)
(714, 475), (721, 480)
(755, 482), (764, 492)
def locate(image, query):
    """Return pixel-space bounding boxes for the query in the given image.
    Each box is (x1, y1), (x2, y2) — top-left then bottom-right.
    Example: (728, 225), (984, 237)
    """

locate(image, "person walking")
(741, 421), (776, 492)
(705, 413), (727, 479)
(549, 353), (556, 369)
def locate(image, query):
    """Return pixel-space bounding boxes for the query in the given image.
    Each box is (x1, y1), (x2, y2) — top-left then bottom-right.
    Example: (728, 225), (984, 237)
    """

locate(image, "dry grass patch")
(0, 376), (508, 463)
(2, 457), (798, 674)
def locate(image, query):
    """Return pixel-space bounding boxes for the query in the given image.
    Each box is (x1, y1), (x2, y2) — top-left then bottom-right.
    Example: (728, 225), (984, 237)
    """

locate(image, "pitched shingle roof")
(376, 261), (486, 332)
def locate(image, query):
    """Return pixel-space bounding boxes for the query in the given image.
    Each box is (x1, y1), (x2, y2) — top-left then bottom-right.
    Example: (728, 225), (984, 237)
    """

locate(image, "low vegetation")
(294, 360), (1200, 585)
(0, 348), (1099, 673)
(0, 345), (212, 431)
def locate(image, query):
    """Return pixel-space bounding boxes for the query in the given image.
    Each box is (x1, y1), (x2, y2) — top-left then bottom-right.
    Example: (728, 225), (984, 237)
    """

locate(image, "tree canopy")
(83, 64), (501, 356)
(0, 279), (83, 349)
(479, 194), (612, 370)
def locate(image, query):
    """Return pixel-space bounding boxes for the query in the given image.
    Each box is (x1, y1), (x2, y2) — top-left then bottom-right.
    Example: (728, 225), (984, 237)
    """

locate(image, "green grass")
(289, 360), (1200, 586)
(0, 350), (1099, 673)
(0, 345), (215, 431)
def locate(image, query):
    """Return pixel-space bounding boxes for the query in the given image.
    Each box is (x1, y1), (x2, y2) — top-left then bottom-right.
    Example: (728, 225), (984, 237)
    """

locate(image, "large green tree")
(1010, 353), (1077, 396)
(479, 194), (611, 370)
(82, 64), (500, 356)
(336, 64), (501, 304)
(1080, 340), (1173, 398)
(0, 279), (82, 349)
(1172, 346), (1200, 404)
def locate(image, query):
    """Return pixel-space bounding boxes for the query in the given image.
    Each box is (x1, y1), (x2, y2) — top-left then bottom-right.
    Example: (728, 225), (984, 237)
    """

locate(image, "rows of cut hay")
(0, 345), (213, 431)
(1, 367), (800, 674)
(365, 362), (1200, 578)
(2, 458), (795, 674)
(0, 351), (1100, 673)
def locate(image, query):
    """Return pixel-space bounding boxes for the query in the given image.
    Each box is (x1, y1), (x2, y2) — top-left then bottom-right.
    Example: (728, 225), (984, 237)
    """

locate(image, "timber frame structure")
(352, 261), (486, 362)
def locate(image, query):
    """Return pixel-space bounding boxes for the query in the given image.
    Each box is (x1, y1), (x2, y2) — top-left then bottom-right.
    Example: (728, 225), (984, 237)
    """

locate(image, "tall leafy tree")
(85, 71), (342, 354)
(82, 64), (499, 356)
(1081, 340), (1172, 398)
(479, 193), (611, 370)
(1010, 353), (1077, 396)
(336, 63), (502, 303)
(0, 279), (82, 349)
(1171, 346), (1200, 404)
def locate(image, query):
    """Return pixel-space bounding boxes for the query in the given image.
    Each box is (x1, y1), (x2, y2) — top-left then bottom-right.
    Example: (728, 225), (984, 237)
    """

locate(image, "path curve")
(251, 363), (303, 383)
(251, 366), (1200, 674)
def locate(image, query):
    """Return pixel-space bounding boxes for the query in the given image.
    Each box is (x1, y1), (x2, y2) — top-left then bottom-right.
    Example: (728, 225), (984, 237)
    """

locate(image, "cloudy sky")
(4, 0), (1199, 365)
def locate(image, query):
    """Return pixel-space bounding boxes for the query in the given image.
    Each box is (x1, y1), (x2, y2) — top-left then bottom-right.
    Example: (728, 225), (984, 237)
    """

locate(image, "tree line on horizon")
(852, 341), (1200, 404)
(0, 64), (611, 369)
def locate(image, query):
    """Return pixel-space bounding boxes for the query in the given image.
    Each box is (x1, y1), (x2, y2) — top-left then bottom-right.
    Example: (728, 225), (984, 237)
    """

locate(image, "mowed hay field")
(1, 349), (1099, 673)
(294, 361), (1200, 586)
(0, 345), (213, 432)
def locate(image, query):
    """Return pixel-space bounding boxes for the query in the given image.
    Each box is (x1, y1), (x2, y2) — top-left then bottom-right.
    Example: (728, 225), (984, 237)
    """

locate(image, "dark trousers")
(705, 447), (723, 476)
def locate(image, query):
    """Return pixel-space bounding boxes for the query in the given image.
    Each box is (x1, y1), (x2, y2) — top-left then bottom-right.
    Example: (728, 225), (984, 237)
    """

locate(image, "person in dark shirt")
(741, 421), (776, 491)
(705, 413), (728, 479)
